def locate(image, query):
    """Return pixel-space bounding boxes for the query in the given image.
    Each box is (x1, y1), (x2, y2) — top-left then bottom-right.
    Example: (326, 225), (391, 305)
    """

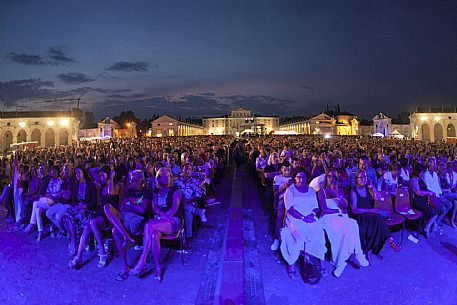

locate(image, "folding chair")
(161, 220), (187, 266)
(394, 187), (423, 238)
(375, 190), (406, 244)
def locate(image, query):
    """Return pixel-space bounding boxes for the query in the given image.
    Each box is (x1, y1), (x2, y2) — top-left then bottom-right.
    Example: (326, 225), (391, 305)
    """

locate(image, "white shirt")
(445, 171), (457, 189)
(382, 171), (398, 187)
(255, 155), (268, 170)
(273, 174), (291, 200)
(423, 170), (442, 197)
(399, 168), (410, 183)
(309, 174), (325, 192)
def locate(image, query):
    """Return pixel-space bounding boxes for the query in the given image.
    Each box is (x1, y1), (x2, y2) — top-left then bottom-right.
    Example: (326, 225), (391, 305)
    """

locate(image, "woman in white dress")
(317, 169), (369, 277)
(280, 168), (326, 280)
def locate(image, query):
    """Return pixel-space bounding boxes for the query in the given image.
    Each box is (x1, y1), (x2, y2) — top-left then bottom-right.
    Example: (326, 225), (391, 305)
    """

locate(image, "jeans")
(438, 194), (454, 224)
(183, 202), (204, 238)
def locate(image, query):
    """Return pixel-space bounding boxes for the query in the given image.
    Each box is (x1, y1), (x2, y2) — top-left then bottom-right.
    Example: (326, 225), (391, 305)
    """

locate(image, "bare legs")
(103, 204), (133, 278)
(73, 216), (107, 261)
(132, 218), (174, 281)
(104, 204), (134, 246)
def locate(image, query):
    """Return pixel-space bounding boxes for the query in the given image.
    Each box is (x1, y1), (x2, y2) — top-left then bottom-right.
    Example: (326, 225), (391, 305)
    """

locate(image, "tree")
(114, 110), (138, 128)
(84, 111), (95, 128)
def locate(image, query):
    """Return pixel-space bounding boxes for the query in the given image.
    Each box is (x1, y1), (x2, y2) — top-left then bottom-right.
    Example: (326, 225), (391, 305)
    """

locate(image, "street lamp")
(19, 122), (26, 128)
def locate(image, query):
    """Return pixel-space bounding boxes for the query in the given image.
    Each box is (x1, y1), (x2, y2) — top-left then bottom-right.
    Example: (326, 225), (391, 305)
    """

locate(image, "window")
(35, 122), (39, 125)
(157, 123), (160, 126)
(7, 122), (10, 126)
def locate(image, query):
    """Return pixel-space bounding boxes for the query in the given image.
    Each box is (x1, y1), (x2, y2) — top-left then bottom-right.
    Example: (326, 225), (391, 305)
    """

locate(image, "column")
(55, 130), (59, 147)
(41, 130), (46, 148)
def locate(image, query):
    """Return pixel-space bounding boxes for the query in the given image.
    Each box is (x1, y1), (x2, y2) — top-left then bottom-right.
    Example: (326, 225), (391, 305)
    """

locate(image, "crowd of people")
(238, 135), (456, 282)
(0, 136), (229, 282)
(1, 134), (456, 284)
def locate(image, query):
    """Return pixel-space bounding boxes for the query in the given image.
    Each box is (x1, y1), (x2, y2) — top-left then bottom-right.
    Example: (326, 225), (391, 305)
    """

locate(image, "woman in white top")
(381, 163), (401, 193)
(280, 167), (326, 280)
(317, 169), (369, 278)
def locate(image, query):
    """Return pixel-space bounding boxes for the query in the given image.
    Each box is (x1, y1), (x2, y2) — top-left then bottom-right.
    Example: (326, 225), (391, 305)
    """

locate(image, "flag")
(13, 158), (23, 223)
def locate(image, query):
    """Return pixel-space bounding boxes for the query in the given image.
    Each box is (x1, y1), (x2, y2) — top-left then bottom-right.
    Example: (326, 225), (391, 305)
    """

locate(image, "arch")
(434, 123), (443, 142)
(31, 128), (41, 146)
(17, 129), (27, 143)
(447, 123), (456, 138)
(44, 128), (55, 147)
(2, 130), (13, 153)
(421, 123), (430, 141)
(59, 129), (69, 146)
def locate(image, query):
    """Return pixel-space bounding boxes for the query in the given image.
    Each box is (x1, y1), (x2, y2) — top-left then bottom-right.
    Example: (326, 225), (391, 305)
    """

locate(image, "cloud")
(0, 79), (56, 107)
(106, 94), (126, 98)
(302, 85), (315, 90)
(7, 52), (46, 65)
(57, 72), (95, 84)
(48, 46), (76, 63)
(106, 61), (149, 72)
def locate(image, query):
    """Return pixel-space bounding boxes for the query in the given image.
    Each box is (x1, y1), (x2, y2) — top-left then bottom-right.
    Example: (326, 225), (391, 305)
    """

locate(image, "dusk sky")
(1, 0), (456, 120)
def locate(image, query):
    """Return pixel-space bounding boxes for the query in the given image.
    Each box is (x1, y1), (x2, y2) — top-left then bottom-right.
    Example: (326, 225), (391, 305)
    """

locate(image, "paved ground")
(1, 165), (457, 305)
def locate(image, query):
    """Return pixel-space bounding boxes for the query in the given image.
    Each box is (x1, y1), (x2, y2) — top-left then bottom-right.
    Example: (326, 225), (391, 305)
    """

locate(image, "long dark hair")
(75, 165), (91, 181)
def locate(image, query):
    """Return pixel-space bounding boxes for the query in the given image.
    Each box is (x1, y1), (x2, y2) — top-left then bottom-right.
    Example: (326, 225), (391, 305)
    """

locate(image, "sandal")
(68, 256), (81, 269)
(98, 253), (109, 268)
(154, 267), (164, 283)
(130, 263), (150, 277)
(68, 244), (76, 256)
(36, 231), (43, 243)
(115, 269), (130, 281)
(388, 238), (401, 252)
(286, 265), (298, 281)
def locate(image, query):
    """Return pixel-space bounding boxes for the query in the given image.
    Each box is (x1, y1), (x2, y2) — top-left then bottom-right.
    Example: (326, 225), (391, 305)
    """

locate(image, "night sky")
(1, 0), (456, 120)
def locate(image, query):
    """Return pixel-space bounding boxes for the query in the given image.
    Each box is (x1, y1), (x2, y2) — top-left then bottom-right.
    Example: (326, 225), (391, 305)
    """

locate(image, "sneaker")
(355, 254), (370, 267)
(333, 263), (347, 278)
(270, 239), (280, 251)
(134, 244), (143, 251)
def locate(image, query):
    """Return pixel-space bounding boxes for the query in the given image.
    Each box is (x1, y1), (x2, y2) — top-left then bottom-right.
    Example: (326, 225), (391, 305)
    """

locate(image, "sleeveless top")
(100, 189), (119, 211)
(322, 189), (342, 212)
(354, 186), (374, 209)
(154, 185), (183, 217)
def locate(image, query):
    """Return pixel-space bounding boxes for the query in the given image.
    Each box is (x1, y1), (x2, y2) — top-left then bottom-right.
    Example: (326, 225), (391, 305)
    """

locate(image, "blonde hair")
(156, 167), (174, 189)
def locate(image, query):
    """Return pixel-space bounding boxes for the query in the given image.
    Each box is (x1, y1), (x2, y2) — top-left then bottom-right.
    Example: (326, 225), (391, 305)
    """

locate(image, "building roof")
(373, 113), (390, 120)
(324, 110), (356, 117)
(415, 106), (457, 113)
(0, 111), (77, 119)
(98, 117), (119, 125)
